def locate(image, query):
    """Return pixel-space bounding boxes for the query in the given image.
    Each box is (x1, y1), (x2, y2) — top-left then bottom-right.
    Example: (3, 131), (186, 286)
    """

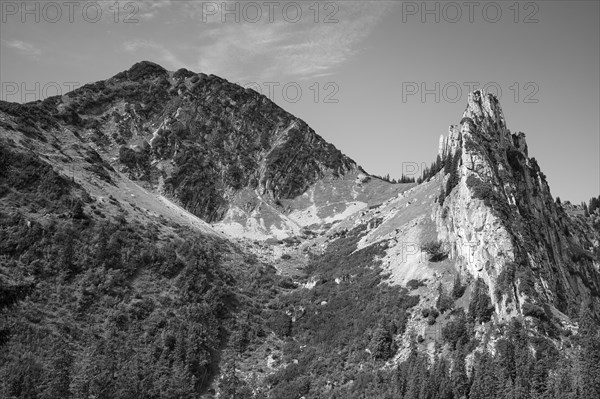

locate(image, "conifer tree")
(590, 197), (596, 213)
(470, 351), (500, 399)
(451, 349), (469, 399)
(427, 354), (453, 399)
(452, 273), (466, 299)
(369, 322), (394, 360)
(578, 302), (600, 398)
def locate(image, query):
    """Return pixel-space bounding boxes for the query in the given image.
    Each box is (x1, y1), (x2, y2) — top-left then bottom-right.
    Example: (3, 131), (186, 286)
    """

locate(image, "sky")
(1, 0), (598, 204)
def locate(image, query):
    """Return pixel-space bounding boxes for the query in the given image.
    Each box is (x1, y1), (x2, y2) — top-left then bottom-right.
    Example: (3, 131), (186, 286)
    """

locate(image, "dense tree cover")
(0, 206), (290, 398)
(388, 314), (600, 399)
(165, 148), (228, 222)
(435, 283), (454, 314)
(468, 278), (495, 324)
(371, 173), (416, 184)
(118, 144), (151, 179)
(0, 140), (80, 213)
(0, 141), (290, 398)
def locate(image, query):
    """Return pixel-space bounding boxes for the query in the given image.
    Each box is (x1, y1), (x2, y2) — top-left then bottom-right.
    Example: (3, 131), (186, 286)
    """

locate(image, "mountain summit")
(44, 61), (355, 218)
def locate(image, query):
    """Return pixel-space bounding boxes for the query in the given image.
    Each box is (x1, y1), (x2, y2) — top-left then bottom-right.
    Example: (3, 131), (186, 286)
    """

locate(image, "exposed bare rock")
(435, 90), (600, 319)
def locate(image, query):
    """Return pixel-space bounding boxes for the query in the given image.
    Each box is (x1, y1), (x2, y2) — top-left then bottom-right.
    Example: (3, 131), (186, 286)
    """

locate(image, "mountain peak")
(0, 62), (357, 225)
(113, 60), (169, 82)
(462, 90), (507, 132)
(440, 90), (512, 159)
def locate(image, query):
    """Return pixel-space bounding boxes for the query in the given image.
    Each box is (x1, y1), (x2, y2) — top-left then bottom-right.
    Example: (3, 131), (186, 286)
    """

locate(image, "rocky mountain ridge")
(0, 61), (357, 226)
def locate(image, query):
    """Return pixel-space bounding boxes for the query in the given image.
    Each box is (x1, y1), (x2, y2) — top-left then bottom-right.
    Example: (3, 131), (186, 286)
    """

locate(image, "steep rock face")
(436, 90), (600, 319)
(0, 61), (356, 223)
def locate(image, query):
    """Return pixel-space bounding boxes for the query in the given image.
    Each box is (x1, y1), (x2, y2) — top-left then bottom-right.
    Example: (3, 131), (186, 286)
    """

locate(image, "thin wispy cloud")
(2, 39), (42, 57)
(118, 1), (393, 81)
(188, 2), (393, 81)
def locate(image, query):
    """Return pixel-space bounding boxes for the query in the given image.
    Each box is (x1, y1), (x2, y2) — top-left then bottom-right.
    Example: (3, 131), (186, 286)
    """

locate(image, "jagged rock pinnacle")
(439, 90), (512, 158)
(462, 90), (507, 133)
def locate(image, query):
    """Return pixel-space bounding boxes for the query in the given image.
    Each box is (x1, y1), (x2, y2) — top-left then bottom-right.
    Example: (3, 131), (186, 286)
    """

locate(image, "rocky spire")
(435, 90), (600, 319)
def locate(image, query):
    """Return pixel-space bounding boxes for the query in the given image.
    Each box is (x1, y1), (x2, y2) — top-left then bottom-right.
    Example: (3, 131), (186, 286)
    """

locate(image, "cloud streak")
(189, 2), (393, 81)
(119, 1), (392, 81)
(2, 39), (42, 57)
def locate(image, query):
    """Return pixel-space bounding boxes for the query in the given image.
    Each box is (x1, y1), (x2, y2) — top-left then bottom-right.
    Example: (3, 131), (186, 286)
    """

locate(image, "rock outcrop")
(436, 90), (600, 319)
